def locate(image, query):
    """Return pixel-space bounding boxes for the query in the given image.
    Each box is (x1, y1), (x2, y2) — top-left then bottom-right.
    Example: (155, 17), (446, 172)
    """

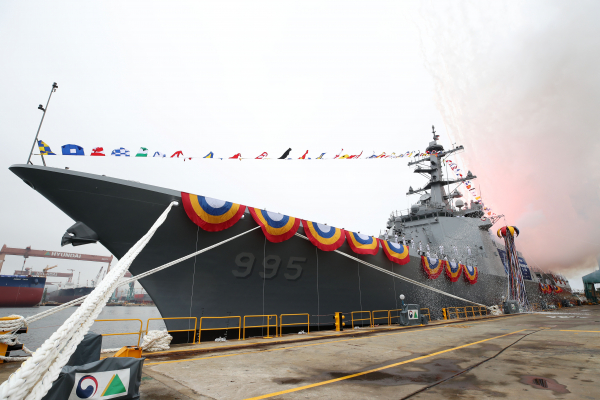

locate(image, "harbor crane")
(92, 266), (104, 287)
(0, 244), (113, 273)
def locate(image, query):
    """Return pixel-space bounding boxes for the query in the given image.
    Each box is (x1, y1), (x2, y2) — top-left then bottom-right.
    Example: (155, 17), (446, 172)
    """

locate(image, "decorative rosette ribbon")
(421, 256), (443, 279)
(345, 231), (379, 255)
(302, 221), (345, 251)
(181, 192), (246, 232)
(463, 264), (478, 284)
(381, 241), (410, 265)
(249, 208), (300, 243)
(445, 261), (464, 282)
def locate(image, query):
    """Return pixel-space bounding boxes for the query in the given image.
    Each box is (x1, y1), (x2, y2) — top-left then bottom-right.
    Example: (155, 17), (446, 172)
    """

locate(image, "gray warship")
(9, 129), (560, 339)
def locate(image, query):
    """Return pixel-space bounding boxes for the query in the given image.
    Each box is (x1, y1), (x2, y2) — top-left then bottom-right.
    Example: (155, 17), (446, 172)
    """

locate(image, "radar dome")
(455, 199), (464, 209)
(410, 204), (419, 214)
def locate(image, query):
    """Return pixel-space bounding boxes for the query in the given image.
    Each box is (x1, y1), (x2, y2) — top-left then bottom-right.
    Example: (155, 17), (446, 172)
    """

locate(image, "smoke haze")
(419, 0), (600, 280)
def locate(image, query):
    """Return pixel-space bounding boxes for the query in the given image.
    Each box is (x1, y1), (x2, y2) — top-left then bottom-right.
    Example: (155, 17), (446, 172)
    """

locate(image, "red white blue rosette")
(249, 208), (300, 243)
(181, 192), (246, 232)
(463, 264), (478, 284)
(345, 231), (379, 255)
(421, 256), (443, 279)
(381, 241), (410, 265)
(302, 221), (345, 251)
(445, 261), (464, 282)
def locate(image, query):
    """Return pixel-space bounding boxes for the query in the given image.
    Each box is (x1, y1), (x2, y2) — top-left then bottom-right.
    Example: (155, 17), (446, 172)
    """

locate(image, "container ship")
(9, 130), (569, 335)
(0, 275), (46, 307)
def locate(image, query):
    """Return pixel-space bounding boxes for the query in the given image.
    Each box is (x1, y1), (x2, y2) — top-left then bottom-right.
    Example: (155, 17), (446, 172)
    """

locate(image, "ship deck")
(2, 307), (597, 398)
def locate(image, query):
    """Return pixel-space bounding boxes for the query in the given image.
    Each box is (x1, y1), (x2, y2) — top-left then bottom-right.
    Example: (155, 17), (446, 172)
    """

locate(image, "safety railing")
(443, 306), (488, 320)
(146, 317), (198, 345)
(243, 315), (277, 340)
(198, 316), (241, 342)
(351, 311), (372, 328)
(93, 319), (143, 346)
(388, 309), (402, 325)
(279, 313), (310, 337)
(420, 308), (431, 322)
(372, 310), (390, 326)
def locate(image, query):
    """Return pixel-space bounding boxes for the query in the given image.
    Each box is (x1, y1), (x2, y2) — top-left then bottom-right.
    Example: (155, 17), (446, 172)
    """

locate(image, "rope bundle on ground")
(100, 330), (173, 354)
(0, 316), (33, 362)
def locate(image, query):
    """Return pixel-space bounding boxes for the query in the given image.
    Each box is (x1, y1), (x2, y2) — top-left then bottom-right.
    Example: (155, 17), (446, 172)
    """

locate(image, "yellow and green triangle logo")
(101, 373), (127, 396)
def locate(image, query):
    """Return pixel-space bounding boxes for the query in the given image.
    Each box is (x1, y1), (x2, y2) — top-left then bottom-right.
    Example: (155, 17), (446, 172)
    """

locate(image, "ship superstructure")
(382, 128), (509, 278)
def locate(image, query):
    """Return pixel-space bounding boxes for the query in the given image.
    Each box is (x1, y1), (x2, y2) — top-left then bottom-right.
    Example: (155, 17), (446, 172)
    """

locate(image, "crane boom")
(93, 266), (104, 287)
(0, 244), (113, 273)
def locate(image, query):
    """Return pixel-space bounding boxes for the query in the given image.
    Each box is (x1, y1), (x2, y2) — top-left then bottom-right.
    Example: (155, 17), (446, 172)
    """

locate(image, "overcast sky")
(1, 1), (598, 291)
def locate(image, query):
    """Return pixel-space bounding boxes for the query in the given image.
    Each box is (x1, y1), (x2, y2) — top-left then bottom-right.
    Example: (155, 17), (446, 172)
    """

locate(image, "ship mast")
(407, 126), (475, 210)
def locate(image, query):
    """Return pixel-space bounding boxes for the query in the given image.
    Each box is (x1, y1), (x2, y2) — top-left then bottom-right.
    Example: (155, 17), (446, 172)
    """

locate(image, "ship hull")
(46, 287), (95, 304)
(0, 275), (46, 307)
(9, 165), (545, 335)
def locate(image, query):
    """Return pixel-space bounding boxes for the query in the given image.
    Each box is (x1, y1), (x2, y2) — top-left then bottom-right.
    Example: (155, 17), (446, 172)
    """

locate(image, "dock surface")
(2, 306), (598, 399)
(141, 306), (599, 399)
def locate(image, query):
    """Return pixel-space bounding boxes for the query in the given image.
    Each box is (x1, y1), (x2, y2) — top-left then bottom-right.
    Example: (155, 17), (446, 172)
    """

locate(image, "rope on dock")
(295, 233), (486, 307)
(0, 316), (33, 362)
(0, 201), (178, 400)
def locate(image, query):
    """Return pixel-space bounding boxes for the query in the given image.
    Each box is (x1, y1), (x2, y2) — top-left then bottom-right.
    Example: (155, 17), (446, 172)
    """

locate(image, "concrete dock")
(138, 306), (600, 399)
(1, 306), (598, 399)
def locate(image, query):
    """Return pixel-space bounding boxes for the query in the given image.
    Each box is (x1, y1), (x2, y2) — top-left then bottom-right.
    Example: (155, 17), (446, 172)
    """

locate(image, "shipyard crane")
(0, 244), (113, 273)
(42, 265), (58, 276)
(15, 267), (73, 278)
(92, 266), (104, 287)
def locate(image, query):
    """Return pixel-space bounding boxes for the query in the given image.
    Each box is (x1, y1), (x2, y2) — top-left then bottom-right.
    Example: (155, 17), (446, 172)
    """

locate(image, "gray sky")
(1, 1), (598, 291)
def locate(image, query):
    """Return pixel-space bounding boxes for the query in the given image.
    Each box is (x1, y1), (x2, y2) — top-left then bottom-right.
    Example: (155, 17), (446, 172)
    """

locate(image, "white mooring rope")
(0, 202), (177, 400)
(0, 220), (262, 400)
(294, 233), (486, 307)
(100, 330), (173, 354)
(0, 226), (262, 362)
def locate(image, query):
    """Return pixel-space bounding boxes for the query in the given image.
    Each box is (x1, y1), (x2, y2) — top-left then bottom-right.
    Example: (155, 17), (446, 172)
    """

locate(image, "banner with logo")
(41, 357), (143, 400)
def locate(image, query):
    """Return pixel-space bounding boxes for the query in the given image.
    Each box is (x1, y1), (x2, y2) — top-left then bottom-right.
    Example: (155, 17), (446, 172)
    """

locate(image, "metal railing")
(146, 317), (198, 345)
(198, 316), (241, 342)
(388, 309), (403, 325)
(443, 306), (487, 320)
(351, 311), (372, 328)
(372, 310), (390, 326)
(94, 319), (143, 346)
(279, 313), (310, 337)
(243, 315), (277, 340)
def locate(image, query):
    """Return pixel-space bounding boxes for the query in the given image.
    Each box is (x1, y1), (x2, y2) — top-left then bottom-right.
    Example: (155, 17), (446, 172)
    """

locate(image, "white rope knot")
(0, 315), (27, 333)
(99, 330), (173, 354)
(140, 330), (173, 352)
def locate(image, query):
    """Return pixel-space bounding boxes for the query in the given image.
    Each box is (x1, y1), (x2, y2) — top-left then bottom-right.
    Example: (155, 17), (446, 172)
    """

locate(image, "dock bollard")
(334, 312), (345, 331)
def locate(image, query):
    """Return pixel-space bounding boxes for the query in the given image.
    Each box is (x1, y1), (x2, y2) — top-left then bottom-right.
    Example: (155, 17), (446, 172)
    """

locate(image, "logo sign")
(69, 369), (130, 399)
(408, 310), (419, 320)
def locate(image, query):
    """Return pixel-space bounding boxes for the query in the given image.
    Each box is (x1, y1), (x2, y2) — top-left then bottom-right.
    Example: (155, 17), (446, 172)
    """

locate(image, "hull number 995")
(233, 253), (305, 280)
